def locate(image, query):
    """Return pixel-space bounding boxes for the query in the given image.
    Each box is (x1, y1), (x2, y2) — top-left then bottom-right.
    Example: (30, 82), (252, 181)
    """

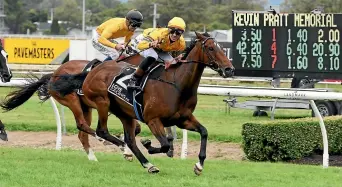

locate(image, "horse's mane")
(182, 32), (211, 60)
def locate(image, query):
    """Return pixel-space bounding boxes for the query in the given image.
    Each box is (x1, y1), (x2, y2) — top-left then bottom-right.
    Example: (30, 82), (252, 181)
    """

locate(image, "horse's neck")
(121, 54), (143, 66)
(176, 51), (205, 93)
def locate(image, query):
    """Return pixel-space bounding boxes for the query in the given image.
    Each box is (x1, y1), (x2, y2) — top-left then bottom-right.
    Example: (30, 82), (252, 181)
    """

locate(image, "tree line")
(4, 0), (341, 34)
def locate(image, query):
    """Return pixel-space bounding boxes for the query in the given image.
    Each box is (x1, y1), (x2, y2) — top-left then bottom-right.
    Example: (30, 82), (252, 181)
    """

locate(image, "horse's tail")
(0, 73), (53, 112)
(49, 72), (89, 96)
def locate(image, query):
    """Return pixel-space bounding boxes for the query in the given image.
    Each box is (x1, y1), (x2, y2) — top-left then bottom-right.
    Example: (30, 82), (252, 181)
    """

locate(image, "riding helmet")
(126, 9), (144, 24)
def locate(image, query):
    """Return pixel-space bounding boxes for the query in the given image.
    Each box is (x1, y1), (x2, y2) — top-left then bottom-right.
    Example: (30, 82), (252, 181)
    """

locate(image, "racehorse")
(49, 32), (234, 175)
(0, 44), (12, 141)
(0, 45), (177, 160)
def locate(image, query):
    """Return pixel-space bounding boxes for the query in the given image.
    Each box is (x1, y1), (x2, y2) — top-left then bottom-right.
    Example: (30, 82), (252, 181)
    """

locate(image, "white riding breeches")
(92, 30), (119, 61)
(130, 34), (175, 63)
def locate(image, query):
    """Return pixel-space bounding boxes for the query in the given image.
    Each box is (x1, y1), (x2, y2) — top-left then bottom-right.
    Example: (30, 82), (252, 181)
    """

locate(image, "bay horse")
(0, 46), (176, 160)
(49, 32), (234, 175)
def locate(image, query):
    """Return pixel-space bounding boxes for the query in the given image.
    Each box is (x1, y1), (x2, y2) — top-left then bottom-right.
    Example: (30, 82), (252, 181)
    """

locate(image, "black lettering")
(12, 47), (57, 59)
(25, 48), (28, 58)
(14, 48), (17, 57)
(29, 48), (34, 58)
(17, 48), (20, 57)
(44, 48), (47, 59)
(21, 48), (25, 58)
(47, 48), (51, 58)
(33, 48), (36, 58)
(17, 48), (21, 57)
(51, 48), (54, 59)
(38, 48), (42, 58)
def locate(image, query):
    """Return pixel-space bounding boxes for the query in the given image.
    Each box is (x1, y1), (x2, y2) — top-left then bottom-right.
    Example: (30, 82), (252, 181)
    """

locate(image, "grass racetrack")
(0, 147), (341, 187)
(0, 81), (341, 186)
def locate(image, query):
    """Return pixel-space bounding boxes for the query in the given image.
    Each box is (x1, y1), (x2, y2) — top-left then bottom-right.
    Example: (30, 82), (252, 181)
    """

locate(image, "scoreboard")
(232, 12), (342, 79)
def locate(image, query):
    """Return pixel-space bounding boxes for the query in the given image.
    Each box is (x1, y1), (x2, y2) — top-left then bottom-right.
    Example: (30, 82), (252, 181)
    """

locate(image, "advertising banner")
(3, 38), (69, 64)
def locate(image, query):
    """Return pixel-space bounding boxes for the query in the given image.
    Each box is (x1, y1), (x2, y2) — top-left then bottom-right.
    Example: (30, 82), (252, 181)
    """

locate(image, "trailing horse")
(50, 32), (234, 175)
(0, 51), (144, 161)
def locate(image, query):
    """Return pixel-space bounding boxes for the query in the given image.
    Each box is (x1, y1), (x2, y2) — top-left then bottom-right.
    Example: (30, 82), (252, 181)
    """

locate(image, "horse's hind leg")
(49, 91), (99, 160)
(118, 116), (159, 173)
(120, 120), (142, 162)
(78, 106), (98, 161)
(93, 96), (125, 147)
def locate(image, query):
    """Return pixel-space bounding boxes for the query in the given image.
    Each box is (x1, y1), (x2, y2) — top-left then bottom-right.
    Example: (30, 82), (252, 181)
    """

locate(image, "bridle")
(181, 37), (223, 72)
(200, 37), (221, 71)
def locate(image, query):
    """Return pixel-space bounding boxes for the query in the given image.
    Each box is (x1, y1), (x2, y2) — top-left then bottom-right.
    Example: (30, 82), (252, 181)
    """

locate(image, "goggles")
(129, 20), (142, 28)
(169, 28), (184, 35)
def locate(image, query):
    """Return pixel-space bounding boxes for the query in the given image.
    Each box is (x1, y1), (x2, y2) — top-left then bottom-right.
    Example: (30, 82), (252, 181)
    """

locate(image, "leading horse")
(50, 32), (234, 175)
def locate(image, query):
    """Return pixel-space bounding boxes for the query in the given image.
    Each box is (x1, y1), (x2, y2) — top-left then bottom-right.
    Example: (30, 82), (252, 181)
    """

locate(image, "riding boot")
(127, 56), (156, 90)
(127, 68), (144, 90)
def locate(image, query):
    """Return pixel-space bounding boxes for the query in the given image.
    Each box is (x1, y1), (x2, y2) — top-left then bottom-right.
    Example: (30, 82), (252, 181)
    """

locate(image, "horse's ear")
(195, 31), (206, 40)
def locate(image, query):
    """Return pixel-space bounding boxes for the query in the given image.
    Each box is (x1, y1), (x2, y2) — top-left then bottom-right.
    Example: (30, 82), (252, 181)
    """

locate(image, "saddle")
(107, 63), (164, 122)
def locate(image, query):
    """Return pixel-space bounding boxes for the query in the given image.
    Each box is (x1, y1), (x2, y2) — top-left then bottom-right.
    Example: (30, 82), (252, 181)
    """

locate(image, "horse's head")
(193, 31), (234, 78)
(0, 46), (12, 83)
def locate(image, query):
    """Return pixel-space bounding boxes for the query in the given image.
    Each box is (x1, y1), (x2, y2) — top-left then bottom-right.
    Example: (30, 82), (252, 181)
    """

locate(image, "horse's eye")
(208, 47), (214, 51)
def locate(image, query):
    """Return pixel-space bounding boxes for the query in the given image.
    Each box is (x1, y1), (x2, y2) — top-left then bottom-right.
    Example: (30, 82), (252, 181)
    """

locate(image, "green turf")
(0, 147), (340, 187)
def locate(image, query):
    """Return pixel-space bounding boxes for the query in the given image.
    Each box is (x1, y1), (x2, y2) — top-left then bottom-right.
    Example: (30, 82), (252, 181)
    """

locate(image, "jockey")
(92, 9), (143, 62)
(127, 17), (186, 90)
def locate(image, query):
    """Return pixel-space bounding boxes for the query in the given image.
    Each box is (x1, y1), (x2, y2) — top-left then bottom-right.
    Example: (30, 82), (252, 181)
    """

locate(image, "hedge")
(242, 116), (342, 161)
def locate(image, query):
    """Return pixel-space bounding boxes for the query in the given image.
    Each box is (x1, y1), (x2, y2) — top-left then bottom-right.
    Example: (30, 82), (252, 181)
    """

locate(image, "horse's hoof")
(193, 162), (203, 176)
(140, 139), (152, 148)
(166, 150), (174, 158)
(103, 140), (112, 146)
(0, 134), (8, 141)
(0, 131), (8, 141)
(124, 154), (134, 162)
(148, 166), (160, 174)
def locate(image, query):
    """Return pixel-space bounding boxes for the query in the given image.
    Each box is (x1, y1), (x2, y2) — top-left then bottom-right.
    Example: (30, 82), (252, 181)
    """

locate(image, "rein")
(152, 37), (220, 91)
(116, 37), (220, 92)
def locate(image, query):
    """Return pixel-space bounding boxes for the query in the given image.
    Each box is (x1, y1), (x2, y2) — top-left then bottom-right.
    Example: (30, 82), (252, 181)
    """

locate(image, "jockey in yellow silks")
(92, 9), (143, 62)
(127, 17), (186, 90)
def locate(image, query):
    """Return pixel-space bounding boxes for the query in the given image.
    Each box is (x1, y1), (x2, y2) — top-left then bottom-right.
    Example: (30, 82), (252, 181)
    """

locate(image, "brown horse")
(0, 49), (149, 161)
(0, 46), (178, 160)
(49, 32), (234, 175)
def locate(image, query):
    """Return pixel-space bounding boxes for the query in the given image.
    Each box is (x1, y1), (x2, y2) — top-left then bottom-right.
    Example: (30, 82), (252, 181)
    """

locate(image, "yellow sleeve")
(137, 39), (150, 50)
(124, 32), (133, 43)
(98, 25), (118, 48)
(137, 30), (160, 50)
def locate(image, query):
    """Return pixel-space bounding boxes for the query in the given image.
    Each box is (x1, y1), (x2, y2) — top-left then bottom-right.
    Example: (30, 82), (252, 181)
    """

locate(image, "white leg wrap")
(87, 148), (98, 161)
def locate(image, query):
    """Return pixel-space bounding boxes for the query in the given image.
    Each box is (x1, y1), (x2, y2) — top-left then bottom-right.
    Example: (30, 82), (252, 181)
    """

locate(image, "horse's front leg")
(141, 118), (170, 154)
(177, 114), (207, 176)
(119, 116), (159, 173)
